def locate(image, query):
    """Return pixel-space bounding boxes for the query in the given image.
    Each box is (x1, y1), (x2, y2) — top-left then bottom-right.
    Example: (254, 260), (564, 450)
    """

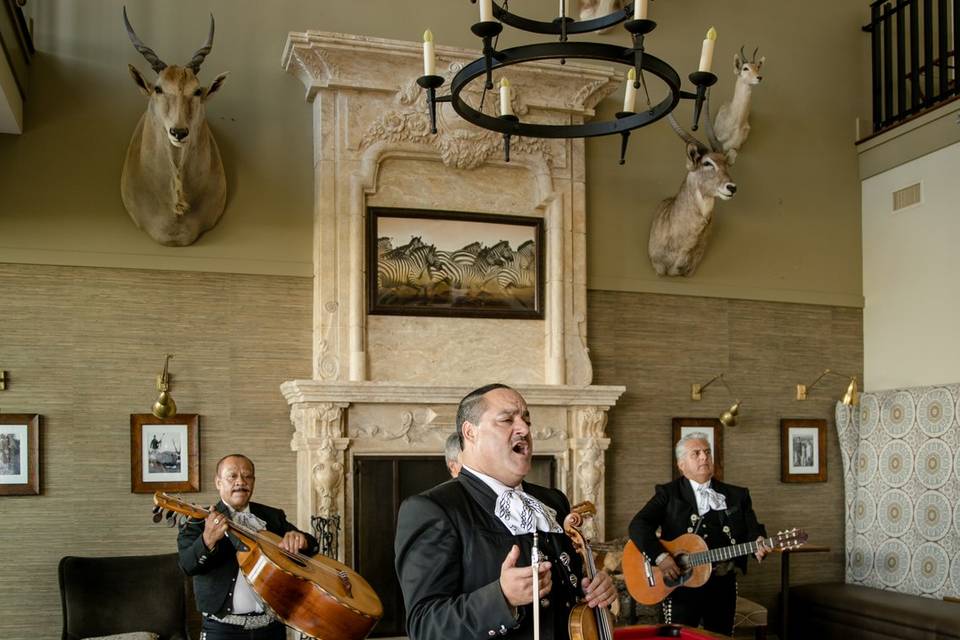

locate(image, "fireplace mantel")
(281, 32), (625, 562)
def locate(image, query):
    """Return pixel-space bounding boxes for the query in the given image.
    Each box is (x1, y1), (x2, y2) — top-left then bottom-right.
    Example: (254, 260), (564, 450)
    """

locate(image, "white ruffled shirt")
(226, 505), (268, 614)
(462, 464), (563, 535)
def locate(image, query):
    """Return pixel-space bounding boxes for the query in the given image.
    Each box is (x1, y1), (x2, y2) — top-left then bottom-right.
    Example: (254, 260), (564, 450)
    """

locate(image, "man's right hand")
(201, 508), (229, 550)
(657, 554), (683, 582)
(500, 544), (552, 607)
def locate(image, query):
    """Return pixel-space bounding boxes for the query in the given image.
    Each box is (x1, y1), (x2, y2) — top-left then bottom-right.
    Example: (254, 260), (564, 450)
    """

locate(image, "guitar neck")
(686, 536), (776, 568)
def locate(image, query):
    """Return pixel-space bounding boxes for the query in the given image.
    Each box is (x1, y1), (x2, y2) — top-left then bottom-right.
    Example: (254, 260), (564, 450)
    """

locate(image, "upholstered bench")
(789, 582), (960, 640)
(733, 596), (767, 639)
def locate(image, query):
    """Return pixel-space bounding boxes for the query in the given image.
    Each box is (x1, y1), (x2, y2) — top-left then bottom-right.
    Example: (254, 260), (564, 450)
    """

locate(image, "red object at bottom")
(613, 624), (729, 639)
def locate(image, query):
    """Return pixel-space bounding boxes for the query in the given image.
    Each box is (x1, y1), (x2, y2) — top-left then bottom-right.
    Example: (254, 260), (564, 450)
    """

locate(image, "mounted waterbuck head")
(712, 46), (765, 164)
(120, 7), (228, 246)
(648, 100), (736, 277)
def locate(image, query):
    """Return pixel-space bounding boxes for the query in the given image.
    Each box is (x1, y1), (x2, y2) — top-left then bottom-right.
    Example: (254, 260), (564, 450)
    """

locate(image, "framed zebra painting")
(368, 207), (544, 319)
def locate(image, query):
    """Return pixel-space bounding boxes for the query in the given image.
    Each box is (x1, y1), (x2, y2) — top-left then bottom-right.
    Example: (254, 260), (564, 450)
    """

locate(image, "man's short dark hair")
(455, 383), (514, 449)
(216, 454), (255, 477)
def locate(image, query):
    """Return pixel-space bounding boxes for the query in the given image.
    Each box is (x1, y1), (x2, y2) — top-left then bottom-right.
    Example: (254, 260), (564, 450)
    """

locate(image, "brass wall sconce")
(151, 354), (177, 419)
(691, 373), (741, 427)
(796, 369), (859, 406)
(0, 370), (7, 390)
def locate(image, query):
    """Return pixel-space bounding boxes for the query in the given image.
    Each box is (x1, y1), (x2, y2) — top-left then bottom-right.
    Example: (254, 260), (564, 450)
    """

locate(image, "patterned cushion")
(83, 633), (159, 640)
(733, 596), (767, 627)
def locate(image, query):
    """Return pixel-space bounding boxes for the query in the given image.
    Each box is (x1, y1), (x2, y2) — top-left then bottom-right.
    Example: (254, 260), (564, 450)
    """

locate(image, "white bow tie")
(696, 485), (727, 515)
(495, 488), (563, 535)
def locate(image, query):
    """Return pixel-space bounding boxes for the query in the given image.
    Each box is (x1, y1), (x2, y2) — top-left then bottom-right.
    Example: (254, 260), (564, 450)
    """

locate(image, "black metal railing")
(863, 0), (958, 133)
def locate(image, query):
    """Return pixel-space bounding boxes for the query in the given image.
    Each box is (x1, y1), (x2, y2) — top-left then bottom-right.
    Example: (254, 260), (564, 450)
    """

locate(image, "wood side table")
(775, 544), (831, 640)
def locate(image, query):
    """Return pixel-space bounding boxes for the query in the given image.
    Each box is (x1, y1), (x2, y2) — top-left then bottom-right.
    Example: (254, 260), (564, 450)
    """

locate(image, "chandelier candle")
(479, 0), (493, 22)
(422, 30), (435, 76)
(499, 77), (513, 116)
(623, 68), (638, 112)
(698, 27), (717, 73)
(633, 0), (648, 20)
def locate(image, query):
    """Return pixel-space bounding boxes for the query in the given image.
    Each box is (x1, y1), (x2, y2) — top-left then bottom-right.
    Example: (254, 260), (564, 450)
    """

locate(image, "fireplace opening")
(353, 455), (556, 637)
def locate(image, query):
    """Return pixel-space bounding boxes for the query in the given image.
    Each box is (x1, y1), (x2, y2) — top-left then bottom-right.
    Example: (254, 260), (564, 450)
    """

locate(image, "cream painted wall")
(861, 141), (960, 391)
(0, 0), (866, 306)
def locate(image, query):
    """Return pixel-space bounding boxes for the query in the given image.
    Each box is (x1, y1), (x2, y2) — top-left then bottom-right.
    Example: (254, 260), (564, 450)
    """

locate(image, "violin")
(563, 501), (615, 640)
(154, 492), (383, 640)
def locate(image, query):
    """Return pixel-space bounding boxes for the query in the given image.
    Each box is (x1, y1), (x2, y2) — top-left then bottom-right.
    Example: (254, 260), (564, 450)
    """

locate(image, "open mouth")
(718, 190), (733, 200)
(511, 440), (530, 455)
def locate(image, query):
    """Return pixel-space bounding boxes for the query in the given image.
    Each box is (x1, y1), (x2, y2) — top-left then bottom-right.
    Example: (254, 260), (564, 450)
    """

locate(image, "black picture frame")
(368, 207), (545, 319)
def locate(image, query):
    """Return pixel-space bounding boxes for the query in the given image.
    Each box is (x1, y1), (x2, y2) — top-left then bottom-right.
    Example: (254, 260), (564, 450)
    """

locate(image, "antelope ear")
(757, 56), (766, 68)
(733, 54), (743, 72)
(685, 142), (702, 169)
(204, 72), (229, 101)
(128, 64), (151, 96)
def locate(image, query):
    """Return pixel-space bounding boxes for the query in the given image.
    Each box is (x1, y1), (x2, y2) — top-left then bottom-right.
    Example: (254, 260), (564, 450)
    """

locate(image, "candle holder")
(414, 1), (727, 164)
(687, 71), (717, 131)
(499, 113), (519, 162)
(471, 21), (503, 90)
(615, 111), (635, 165)
(417, 75), (446, 134)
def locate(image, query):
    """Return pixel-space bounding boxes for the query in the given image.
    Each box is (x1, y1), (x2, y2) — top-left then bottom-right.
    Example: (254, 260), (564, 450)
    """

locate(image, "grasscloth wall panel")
(589, 290), (863, 616)
(0, 264), (311, 640)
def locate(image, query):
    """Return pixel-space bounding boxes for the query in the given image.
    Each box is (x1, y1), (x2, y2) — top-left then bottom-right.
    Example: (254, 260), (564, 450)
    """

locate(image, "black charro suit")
(395, 468), (586, 640)
(177, 500), (320, 618)
(628, 477), (766, 635)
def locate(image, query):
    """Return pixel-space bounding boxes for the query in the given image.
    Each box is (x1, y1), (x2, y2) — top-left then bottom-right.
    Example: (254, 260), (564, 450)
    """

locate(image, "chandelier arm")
(449, 41), (681, 139)
(490, 1), (630, 35)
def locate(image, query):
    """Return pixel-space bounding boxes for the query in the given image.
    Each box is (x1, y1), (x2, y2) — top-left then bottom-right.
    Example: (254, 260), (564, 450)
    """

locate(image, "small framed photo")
(368, 207), (544, 319)
(672, 417), (723, 481)
(0, 414), (41, 496)
(130, 414), (200, 493)
(781, 418), (827, 483)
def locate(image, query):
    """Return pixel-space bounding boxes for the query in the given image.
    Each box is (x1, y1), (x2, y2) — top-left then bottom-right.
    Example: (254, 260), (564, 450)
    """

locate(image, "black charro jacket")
(395, 468), (586, 640)
(177, 500), (319, 617)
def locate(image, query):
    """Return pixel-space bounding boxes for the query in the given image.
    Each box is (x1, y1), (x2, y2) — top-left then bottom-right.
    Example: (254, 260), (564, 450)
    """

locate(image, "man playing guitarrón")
(628, 433), (769, 635)
(178, 454), (320, 639)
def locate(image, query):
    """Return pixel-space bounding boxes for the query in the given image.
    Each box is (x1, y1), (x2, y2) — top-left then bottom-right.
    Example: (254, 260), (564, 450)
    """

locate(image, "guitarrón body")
(622, 529), (807, 605)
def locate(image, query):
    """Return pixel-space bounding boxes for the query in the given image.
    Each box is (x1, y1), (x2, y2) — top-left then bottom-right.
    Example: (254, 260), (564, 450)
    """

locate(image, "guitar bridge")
(338, 570), (353, 597)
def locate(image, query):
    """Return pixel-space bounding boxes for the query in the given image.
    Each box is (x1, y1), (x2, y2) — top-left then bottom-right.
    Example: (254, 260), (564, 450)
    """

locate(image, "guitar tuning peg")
(152, 505), (162, 514)
(165, 509), (175, 520)
(152, 511), (164, 524)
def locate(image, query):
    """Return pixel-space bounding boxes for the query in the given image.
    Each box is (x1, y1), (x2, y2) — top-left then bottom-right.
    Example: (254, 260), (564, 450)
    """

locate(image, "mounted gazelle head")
(647, 100), (736, 277)
(124, 7), (227, 148)
(120, 7), (229, 246)
(667, 110), (736, 201)
(733, 46), (765, 86)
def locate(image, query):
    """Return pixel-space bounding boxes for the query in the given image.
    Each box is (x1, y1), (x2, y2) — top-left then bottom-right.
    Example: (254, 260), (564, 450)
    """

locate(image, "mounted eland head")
(120, 7), (228, 246)
(648, 99), (737, 278)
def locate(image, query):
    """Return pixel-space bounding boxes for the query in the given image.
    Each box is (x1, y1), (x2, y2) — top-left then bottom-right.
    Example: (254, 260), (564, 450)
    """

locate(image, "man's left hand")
(754, 536), (770, 562)
(279, 531), (308, 553)
(581, 571), (617, 609)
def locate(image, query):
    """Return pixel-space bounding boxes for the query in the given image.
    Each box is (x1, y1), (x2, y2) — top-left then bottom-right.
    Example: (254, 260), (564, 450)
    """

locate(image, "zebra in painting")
(377, 237), (393, 256)
(432, 250), (500, 291)
(383, 235), (425, 260)
(477, 240), (514, 268)
(377, 244), (439, 298)
(513, 239), (536, 270)
(449, 241), (484, 264)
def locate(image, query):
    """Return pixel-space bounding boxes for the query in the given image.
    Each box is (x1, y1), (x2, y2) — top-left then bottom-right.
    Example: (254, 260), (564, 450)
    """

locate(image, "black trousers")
(200, 617), (287, 640)
(662, 571), (737, 636)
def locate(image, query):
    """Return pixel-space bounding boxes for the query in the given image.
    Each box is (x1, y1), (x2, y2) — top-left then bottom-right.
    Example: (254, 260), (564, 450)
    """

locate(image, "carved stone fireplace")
(280, 31), (625, 563)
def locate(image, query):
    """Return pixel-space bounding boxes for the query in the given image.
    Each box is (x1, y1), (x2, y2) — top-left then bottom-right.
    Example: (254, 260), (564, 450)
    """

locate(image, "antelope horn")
(666, 113), (704, 152)
(739, 45), (746, 62)
(702, 89), (724, 154)
(752, 47), (759, 63)
(122, 6), (166, 73)
(185, 13), (215, 74)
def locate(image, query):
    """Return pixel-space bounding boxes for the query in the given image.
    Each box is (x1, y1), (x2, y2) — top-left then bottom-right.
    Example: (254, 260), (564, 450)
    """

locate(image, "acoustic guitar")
(153, 492), (383, 640)
(622, 528), (807, 605)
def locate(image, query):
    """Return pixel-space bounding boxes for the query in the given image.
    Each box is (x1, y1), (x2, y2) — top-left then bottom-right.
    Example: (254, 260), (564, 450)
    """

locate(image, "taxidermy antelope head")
(647, 103), (736, 277)
(120, 7), (228, 246)
(712, 46), (765, 164)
